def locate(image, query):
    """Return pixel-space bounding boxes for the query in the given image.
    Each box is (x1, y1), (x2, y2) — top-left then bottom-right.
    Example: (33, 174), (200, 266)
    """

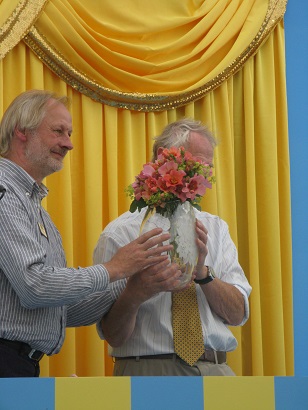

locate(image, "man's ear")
(157, 146), (164, 156)
(14, 127), (27, 142)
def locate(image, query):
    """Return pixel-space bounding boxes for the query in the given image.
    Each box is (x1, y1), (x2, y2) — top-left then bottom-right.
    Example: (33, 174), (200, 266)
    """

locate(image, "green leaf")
(129, 198), (147, 213)
(129, 200), (138, 213)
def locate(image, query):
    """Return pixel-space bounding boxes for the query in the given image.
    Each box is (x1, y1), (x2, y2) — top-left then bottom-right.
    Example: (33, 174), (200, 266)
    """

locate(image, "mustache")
(52, 148), (69, 157)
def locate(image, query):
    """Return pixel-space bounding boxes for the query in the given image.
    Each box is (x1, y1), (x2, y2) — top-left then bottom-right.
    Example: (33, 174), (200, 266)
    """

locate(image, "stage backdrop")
(0, 0), (293, 377)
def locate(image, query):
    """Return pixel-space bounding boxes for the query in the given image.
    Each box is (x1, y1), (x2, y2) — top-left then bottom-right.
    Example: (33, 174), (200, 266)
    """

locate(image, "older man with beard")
(0, 90), (181, 377)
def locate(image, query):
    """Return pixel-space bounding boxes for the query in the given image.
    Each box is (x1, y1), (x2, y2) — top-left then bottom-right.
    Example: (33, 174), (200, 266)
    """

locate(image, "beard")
(25, 133), (65, 178)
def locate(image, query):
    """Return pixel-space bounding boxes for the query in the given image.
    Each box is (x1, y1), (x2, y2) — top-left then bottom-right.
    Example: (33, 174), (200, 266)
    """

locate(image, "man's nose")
(61, 133), (74, 151)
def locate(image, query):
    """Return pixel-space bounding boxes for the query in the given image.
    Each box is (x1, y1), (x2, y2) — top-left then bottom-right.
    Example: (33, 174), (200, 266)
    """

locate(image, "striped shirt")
(0, 159), (112, 355)
(94, 208), (252, 357)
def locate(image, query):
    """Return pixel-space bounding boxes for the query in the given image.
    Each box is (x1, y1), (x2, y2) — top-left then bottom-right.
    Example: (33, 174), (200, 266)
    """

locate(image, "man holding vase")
(93, 118), (252, 376)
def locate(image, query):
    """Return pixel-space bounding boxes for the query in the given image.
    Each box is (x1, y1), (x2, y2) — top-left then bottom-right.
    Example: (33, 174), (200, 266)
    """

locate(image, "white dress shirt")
(94, 207), (252, 357)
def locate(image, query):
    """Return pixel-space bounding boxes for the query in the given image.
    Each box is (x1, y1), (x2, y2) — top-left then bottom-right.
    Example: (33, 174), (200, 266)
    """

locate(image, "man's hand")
(126, 259), (184, 302)
(194, 219), (209, 280)
(104, 228), (173, 281)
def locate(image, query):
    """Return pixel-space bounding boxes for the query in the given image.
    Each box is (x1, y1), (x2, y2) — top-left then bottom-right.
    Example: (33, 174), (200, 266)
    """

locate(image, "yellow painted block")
(203, 376), (275, 410)
(55, 377), (131, 410)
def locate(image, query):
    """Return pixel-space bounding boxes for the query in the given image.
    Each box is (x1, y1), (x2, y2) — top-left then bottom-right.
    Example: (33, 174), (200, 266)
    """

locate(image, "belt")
(114, 350), (226, 364)
(0, 338), (44, 362)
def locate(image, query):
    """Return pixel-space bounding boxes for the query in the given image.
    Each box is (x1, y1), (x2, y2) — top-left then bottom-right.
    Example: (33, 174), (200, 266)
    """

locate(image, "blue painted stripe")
(275, 377), (308, 409)
(0, 377), (55, 410)
(131, 376), (204, 410)
(285, 1), (308, 376)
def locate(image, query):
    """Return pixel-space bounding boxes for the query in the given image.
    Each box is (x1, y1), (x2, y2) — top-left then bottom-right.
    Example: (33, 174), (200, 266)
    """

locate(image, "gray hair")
(0, 89), (69, 156)
(152, 118), (217, 161)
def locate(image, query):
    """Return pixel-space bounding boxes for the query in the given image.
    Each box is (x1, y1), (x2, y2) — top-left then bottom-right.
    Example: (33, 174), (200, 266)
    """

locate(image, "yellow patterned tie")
(172, 282), (205, 366)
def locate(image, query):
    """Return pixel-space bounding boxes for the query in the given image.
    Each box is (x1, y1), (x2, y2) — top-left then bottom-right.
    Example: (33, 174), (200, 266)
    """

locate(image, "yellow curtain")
(0, 0), (292, 377)
(0, 0), (285, 110)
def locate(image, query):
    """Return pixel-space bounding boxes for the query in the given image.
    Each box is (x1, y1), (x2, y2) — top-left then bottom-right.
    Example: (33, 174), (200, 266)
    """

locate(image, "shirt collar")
(0, 158), (49, 200)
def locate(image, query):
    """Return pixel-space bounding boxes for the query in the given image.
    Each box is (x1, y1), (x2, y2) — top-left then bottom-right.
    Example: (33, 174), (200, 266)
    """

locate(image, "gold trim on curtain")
(20, 0), (287, 111)
(0, 0), (48, 59)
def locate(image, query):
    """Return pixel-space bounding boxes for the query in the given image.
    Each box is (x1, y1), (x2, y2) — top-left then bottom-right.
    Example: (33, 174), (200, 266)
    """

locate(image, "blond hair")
(0, 90), (69, 156)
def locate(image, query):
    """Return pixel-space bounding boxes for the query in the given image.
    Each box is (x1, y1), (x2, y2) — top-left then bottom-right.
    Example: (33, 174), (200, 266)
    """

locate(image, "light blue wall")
(285, 1), (308, 376)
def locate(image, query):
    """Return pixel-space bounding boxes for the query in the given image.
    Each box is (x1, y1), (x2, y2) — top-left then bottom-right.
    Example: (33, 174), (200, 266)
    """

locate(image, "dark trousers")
(0, 344), (40, 377)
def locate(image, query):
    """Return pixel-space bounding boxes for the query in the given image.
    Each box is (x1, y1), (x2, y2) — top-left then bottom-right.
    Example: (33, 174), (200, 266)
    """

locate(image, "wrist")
(194, 266), (215, 285)
(195, 265), (208, 281)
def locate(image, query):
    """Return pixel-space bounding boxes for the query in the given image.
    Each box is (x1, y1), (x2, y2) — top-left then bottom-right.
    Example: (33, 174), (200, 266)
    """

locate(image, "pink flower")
(179, 175), (211, 201)
(142, 164), (156, 177)
(158, 160), (179, 176)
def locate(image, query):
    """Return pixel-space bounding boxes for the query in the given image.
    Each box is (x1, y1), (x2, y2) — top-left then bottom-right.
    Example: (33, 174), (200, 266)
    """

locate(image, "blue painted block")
(0, 377), (55, 410)
(131, 376), (204, 410)
(275, 377), (308, 410)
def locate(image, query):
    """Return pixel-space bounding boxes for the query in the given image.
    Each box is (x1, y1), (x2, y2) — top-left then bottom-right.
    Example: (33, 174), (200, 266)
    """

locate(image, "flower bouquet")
(126, 146), (215, 284)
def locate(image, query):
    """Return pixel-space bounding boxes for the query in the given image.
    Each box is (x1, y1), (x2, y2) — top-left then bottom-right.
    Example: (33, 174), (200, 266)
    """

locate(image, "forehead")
(44, 99), (72, 125)
(187, 132), (213, 162)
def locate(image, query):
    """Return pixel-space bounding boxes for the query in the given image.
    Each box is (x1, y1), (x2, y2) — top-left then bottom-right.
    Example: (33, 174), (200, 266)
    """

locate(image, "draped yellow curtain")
(2, 0), (286, 109)
(0, 0), (292, 377)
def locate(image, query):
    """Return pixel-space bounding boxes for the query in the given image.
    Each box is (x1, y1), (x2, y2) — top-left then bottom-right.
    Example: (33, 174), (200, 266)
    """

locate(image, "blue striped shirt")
(0, 159), (111, 355)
